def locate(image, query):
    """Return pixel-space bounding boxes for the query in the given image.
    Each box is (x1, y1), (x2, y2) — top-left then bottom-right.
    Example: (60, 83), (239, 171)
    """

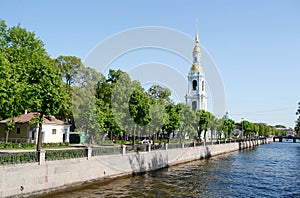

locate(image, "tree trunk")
(5, 131), (9, 143)
(132, 125), (136, 150)
(197, 129), (201, 142)
(152, 132), (156, 145)
(6, 116), (15, 143)
(36, 113), (43, 151)
(211, 130), (213, 145)
(204, 130), (207, 146)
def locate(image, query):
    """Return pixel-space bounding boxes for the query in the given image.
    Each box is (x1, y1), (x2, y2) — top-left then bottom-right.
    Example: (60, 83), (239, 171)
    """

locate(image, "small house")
(0, 111), (70, 143)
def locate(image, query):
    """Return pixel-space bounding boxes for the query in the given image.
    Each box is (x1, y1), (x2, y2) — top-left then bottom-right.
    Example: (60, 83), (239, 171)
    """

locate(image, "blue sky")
(2, 0), (300, 127)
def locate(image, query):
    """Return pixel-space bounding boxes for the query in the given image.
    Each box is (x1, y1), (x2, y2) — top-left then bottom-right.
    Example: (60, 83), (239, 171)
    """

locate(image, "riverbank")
(0, 139), (269, 197)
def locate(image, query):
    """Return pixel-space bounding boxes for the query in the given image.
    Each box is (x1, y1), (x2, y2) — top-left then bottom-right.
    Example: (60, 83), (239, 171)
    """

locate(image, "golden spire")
(193, 18), (200, 52)
(195, 18), (199, 43)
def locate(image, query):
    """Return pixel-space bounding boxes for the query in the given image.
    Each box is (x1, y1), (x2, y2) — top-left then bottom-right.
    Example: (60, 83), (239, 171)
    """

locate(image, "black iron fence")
(91, 146), (120, 156)
(0, 138), (267, 165)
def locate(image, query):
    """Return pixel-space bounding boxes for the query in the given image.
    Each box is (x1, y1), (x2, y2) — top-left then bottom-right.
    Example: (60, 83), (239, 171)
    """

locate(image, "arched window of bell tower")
(192, 101), (197, 110)
(192, 80), (197, 90)
(202, 81), (204, 91)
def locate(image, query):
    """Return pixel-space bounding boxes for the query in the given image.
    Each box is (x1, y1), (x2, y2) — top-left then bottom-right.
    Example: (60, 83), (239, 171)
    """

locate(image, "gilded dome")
(189, 64), (204, 73)
(193, 45), (200, 52)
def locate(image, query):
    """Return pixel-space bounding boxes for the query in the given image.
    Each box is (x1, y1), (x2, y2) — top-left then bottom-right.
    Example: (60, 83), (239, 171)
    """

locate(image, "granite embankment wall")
(0, 139), (268, 197)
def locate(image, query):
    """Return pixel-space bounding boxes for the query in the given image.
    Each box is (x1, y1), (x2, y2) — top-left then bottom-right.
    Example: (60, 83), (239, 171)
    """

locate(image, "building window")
(192, 101), (197, 110)
(52, 129), (57, 135)
(193, 80), (197, 90)
(202, 81), (205, 91)
(16, 128), (21, 135)
(194, 57), (197, 62)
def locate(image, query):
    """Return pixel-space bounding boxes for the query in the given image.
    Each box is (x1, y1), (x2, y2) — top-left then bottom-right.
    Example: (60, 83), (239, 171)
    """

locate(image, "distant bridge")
(273, 136), (300, 143)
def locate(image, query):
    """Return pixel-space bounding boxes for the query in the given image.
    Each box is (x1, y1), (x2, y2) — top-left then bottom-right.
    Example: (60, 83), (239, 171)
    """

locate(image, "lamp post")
(241, 117), (244, 140)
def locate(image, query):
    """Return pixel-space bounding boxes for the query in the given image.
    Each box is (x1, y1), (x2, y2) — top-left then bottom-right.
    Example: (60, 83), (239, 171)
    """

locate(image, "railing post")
(121, 145), (126, 155)
(147, 144), (151, 153)
(86, 146), (92, 159)
(193, 141), (196, 147)
(181, 143), (184, 149)
(38, 150), (45, 165)
(165, 143), (168, 150)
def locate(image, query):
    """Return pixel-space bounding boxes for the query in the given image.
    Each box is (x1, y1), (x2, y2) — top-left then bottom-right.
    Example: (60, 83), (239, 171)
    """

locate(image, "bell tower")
(185, 21), (207, 111)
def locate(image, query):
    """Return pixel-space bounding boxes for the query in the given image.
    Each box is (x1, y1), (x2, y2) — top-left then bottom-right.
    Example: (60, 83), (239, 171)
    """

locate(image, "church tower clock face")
(185, 21), (207, 111)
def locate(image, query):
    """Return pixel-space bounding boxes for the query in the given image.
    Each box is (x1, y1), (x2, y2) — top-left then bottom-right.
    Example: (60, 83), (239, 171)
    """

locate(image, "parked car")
(140, 139), (152, 144)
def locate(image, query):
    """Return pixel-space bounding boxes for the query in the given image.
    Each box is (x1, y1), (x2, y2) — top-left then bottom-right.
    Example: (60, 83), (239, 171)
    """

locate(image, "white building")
(185, 23), (207, 111)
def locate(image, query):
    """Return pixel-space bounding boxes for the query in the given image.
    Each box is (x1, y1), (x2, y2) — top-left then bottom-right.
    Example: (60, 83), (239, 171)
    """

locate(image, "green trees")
(0, 21), (29, 134)
(177, 103), (196, 142)
(55, 56), (84, 122)
(240, 120), (262, 138)
(129, 88), (151, 147)
(56, 56), (83, 92)
(196, 110), (211, 142)
(0, 19), (278, 147)
(163, 104), (181, 142)
(210, 115), (223, 141)
(221, 118), (235, 139)
(257, 123), (270, 137)
(0, 20), (66, 150)
(0, 55), (20, 142)
(148, 85), (172, 105)
(72, 66), (104, 144)
(295, 102), (300, 134)
(27, 58), (66, 151)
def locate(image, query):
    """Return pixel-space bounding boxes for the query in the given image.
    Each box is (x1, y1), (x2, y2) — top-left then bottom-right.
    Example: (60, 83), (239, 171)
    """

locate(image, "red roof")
(0, 112), (65, 125)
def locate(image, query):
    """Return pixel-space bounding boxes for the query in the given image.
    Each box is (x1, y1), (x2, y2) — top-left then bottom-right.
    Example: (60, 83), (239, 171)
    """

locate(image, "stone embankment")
(0, 138), (268, 197)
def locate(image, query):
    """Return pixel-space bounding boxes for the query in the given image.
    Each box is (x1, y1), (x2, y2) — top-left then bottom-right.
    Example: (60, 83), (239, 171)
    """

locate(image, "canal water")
(42, 142), (300, 197)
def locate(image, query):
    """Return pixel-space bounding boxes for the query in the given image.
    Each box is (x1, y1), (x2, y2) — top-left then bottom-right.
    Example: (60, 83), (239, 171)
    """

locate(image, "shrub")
(0, 142), (70, 150)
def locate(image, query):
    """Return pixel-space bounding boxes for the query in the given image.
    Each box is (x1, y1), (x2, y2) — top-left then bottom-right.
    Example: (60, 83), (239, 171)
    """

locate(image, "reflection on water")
(40, 143), (300, 197)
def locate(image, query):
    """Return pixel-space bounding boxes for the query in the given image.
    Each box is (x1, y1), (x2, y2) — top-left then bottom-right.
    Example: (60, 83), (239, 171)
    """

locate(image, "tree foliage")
(221, 118), (235, 139)
(163, 103), (181, 142)
(177, 103), (196, 141)
(295, 102), (300, 134)
(148, 85), (172, 105)
(209, 115), (223, 140)
(196, 110), (211, 142)
(129, 88), (151, 126)
(257, 123), (270, 137)
(0, 20), (66, 150)
(56, 56), (83, 92)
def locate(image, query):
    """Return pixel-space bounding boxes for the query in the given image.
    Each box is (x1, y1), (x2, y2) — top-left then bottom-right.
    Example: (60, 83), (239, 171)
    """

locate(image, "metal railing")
(195, 142), (203, 146)
(184, 142), (195, 148)
(0, 138), (267, 165)
(152, 143), (165, 150)
(125, 145), (136, 153)
(168, 143), (182, 149)
(91, 146), (121, 156)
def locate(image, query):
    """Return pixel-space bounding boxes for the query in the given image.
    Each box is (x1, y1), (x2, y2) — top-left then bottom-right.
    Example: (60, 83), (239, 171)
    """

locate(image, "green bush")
(0, 142), (70, 150)
(0, 152), (38, 165)
(45, 149), (85, 161)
